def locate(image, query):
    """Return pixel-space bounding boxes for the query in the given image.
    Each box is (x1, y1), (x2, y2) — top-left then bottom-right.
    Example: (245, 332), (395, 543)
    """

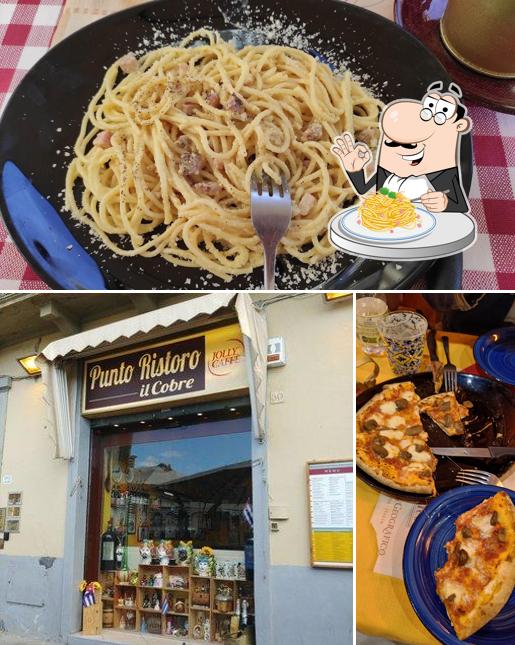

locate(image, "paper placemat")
(371, 468), (515, 579)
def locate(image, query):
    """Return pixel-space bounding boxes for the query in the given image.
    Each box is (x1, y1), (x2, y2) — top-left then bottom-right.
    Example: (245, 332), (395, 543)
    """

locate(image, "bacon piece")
(194, 181), (221, 196)
(118, 53), (138, 74)
(227, 93), (245, 114)
(300, 122), (323, 142)
(298, 193), (316, 216)
(356, 127), (378, 147)
(205, 90), (221, 108)
(179, 152), (204, 176)
(182, 100), (198, 116)
(177, 135), (191, 149)
(93, 131), (112, 148)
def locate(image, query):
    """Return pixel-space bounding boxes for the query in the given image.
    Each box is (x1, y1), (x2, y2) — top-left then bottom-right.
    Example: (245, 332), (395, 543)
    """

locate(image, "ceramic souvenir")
(139, 539), (153, 564)
(176, 540), (193, 564)
(157, 540), (169, 565)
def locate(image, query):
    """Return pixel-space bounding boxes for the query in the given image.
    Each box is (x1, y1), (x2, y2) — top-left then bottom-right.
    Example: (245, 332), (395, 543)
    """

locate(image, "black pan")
(0, 0), (472, 290)
(356, 372), (515, 503)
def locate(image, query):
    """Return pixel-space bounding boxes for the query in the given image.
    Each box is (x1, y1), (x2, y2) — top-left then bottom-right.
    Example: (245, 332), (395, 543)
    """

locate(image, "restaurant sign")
(82, 323), (246, 416)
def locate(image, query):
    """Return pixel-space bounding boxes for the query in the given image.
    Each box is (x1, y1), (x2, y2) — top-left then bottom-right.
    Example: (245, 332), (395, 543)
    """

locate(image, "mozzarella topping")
(471, 513), (495, 539)
(402, 391), (417, 400)
(384, 442), (400, 458)
(386, 415), (405, 428)
(379, 429), (404, 441)
(440, 579), (469, 606)
(399, 438), (413, 449)
(406, 462), (427, 471)
(407, 445), (432, 462)
(379, 401), (397, 415)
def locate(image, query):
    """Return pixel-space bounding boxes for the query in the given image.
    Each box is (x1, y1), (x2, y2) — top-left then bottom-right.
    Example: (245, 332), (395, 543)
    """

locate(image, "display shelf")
(108, 563), (251, 641)
(115, 582), (137, 587)
(139, 563), (162, 567)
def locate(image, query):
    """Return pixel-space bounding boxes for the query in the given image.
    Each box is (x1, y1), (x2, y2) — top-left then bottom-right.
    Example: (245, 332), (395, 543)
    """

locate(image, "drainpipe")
(0, 376), (13, 477)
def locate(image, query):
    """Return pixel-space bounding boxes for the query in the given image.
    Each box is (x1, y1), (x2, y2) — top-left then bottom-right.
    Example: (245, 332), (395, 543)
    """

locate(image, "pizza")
(435, 492), (515, 640)
(419, 392), (470, 437)
(356, 382), (437, 495)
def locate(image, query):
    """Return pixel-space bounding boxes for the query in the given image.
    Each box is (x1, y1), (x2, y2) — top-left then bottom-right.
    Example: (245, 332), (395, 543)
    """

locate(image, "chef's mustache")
(384, 140), (418, 149)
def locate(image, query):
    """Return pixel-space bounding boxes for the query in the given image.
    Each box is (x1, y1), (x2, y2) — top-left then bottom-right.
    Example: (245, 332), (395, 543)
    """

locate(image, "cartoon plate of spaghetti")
(338, 188), (436, 244)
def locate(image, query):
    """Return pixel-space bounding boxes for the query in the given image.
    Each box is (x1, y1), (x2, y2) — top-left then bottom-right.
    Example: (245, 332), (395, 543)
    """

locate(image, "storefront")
(81, 323), (254, 641)
(0, 292), (353, 645)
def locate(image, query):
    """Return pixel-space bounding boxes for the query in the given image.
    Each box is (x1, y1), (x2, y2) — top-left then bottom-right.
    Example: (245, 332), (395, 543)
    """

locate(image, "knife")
(427, 329), (443, 393)
(432, 447), (515, 458)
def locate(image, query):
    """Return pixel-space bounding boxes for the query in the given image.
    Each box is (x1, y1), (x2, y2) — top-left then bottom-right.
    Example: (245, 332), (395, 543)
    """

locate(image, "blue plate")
(474, 328), (515, 386)
(403, 485), (515, 645)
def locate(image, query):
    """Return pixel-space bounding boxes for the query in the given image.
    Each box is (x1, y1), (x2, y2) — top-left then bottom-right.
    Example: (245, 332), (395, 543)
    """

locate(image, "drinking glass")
(356, 297), (388, 356)
(379, 311), (428, 375)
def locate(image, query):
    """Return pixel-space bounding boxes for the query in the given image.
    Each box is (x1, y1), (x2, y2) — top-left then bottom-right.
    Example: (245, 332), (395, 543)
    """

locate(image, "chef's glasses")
(420, 94), (458, 125)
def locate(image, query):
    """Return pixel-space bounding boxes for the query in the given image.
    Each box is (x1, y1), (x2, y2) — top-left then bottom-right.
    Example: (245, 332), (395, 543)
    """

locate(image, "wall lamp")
(323, 292), (352, 303)
(17, 355), (41, 376)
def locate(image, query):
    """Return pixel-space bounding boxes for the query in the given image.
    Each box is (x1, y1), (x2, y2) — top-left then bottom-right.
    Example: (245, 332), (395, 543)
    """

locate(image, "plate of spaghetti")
(64, 28), (380, 282)
(339, 190), (436, 244)
(0, 0), (471, 289)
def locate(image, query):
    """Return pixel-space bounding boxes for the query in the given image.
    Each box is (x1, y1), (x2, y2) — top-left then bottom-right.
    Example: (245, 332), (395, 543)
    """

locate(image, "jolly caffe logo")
(208, 337), (244, 376)
(84, 335), (206, 411)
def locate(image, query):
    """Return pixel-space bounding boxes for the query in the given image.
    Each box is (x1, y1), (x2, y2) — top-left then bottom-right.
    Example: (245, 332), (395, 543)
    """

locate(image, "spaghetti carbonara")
(65, 29), (381, 280)
(358, 189), (418, 231)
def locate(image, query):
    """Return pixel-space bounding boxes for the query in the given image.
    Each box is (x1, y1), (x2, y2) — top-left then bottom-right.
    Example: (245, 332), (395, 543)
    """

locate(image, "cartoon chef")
(332, 81), (472, 212)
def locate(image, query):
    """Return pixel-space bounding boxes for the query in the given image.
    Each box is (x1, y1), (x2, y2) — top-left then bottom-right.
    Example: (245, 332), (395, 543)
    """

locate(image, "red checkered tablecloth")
(0, 0), (514, 290)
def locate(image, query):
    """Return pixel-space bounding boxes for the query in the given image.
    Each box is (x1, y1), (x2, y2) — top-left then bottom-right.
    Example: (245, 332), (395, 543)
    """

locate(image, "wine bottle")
(115, 533), (124, 570)
(100, 520), (116, 571)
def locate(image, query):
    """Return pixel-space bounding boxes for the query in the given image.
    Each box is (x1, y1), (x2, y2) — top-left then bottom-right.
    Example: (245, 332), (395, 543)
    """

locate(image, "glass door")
(86, 416), (254, 640)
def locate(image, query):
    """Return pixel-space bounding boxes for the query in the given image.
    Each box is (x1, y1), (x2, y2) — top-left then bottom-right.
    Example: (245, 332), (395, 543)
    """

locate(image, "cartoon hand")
(420, 191), (449, 212)
(331, 133), (371, 174)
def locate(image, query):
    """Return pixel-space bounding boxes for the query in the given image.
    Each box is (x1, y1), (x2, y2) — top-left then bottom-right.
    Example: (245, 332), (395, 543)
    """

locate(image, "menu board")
(307, 460), (353, 568)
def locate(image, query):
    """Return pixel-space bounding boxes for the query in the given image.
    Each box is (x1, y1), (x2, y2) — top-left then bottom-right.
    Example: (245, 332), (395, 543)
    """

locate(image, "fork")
(442, 335), (458, 392)
(455, 468), (501, 486)
(411, 189), (450, 204)
(251, 173), (292, 289)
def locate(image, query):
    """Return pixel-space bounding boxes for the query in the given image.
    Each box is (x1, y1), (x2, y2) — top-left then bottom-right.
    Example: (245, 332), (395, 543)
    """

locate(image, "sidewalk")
(0, 635), (62, 645)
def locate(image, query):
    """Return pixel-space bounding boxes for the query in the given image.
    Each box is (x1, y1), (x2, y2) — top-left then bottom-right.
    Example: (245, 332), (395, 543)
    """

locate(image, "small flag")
(243, 500), (253, 528)
(83, 587), (96, 608)
(161, 595), (169, 615)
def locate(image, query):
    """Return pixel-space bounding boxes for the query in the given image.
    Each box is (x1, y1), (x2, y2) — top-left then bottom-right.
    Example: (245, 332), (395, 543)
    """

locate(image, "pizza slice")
(356, 382), (437, 495)
(435, 491), (515, 640)
(419, 392), (470, 437)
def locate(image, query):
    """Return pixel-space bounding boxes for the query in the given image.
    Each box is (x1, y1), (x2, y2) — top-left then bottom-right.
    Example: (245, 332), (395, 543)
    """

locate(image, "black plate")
(0, 0), (472, 290)
(356, 372), (515, 503)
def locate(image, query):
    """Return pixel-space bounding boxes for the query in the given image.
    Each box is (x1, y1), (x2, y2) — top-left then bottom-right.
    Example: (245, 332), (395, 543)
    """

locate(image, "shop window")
(90, 417), (255, 640)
